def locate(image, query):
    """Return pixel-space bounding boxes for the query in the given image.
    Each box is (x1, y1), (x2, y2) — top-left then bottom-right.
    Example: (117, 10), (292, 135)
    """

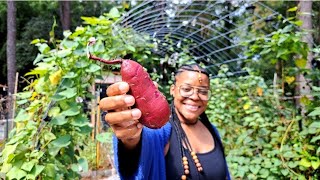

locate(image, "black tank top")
(165, 123), (227, 180)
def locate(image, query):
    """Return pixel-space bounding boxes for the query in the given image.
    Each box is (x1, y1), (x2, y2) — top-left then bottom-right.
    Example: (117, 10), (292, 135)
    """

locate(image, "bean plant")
(0, 7), (153, 179)
(207, 66), (319, 179)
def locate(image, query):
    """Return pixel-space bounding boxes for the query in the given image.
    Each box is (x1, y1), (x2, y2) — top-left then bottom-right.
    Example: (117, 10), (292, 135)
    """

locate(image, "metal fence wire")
(113, 0), (281, 77)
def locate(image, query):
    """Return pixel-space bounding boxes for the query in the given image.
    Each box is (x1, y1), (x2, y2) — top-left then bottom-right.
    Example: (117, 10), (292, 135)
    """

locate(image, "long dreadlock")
(169, 63), (226, 179)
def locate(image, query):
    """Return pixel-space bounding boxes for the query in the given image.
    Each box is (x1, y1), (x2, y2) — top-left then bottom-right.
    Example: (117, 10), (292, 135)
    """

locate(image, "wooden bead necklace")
(170, 104), (203, 180)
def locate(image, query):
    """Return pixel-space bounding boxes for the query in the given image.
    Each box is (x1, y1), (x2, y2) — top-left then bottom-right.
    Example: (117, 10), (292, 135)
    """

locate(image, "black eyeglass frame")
(177, 84), (211, 101)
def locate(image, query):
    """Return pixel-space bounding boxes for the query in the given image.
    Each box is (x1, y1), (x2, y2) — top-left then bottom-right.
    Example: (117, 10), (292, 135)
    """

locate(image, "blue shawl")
(113, 122), (231, 180)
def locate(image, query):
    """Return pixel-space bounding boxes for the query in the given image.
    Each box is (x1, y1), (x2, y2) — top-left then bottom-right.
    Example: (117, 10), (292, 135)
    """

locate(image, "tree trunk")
(7, 1), (17, 120)
(59, 1), (71, 31)
(296, 1), (313, 114)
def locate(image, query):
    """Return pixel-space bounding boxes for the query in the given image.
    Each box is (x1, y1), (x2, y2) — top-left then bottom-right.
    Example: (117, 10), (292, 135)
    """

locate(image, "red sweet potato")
(88, 54), (170, 129)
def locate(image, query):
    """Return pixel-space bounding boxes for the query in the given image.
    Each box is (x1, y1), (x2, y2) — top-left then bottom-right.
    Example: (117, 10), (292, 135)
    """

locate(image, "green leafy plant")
(243, 7), (309, 94)
(207, 66), (319, 179)
(244, 23), (308, 83)
(0, 7), (154, 179)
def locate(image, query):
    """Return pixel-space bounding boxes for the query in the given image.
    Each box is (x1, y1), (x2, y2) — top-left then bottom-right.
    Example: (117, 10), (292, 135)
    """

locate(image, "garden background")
(0, 1), (319, 179)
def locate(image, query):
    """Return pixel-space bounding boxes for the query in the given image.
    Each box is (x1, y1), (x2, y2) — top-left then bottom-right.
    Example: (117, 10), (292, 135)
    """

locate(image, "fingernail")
(124, 96), (134, 105)
(131, 109), (141, 119)
(119, 83), (127, 92)
(137, 123), (143, 129)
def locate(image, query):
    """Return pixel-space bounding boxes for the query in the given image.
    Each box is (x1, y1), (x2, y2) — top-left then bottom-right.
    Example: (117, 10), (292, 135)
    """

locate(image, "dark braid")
(169, 63), (229, 179)
(169, 102), (193, 178)
(169, 103), (186, 158)
(170, 102), (228, 179)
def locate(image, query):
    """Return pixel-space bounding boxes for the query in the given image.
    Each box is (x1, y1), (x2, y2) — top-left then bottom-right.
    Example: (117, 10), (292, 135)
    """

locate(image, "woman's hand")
(100, 82), (143, 149)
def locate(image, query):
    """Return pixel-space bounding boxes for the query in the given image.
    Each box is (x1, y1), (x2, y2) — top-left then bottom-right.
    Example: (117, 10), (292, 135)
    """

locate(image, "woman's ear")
(170, 84), (175, 96)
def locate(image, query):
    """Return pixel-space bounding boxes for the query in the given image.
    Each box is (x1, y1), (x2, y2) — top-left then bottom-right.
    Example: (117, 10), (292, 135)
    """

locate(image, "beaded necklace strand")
(170, 104), (203, 180)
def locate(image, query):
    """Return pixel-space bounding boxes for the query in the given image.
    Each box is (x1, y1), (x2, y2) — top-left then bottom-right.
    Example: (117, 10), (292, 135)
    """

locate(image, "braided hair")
(173, 63), (209, 85)
(169, 63), (226, 179)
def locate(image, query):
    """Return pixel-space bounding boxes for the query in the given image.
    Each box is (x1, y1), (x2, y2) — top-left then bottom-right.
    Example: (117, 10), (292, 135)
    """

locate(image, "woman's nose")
(189, 89), (201, 100)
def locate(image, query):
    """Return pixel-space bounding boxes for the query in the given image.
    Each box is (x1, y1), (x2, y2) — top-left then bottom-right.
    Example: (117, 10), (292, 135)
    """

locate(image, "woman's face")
(170, 70), (210, 124)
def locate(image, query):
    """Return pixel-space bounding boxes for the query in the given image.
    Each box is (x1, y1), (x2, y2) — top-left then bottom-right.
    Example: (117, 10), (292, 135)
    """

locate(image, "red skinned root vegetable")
(88, 52), (170, 129)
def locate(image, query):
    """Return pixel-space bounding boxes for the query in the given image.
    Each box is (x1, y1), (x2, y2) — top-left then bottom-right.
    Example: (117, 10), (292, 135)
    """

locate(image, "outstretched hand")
(100, 82), (143, 149)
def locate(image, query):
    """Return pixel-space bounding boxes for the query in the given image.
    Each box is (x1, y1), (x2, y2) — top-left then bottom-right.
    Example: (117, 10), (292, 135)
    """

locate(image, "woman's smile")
(183, 103), (200, 112)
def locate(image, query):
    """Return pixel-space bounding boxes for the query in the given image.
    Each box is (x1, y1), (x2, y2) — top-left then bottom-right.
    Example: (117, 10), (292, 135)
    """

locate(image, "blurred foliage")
(243, 7), (308, 82)
(214, 7), (320, 179)
(0, 1), (115, 86)
(0, 6), (157, 179)
(0, 1), (320, 179)
(207, 65), (319, 179)
(241, 6), (320, 115)
(244, 23), (308, 84)
(0, 4), (196, 178)
(80, 128), (114, 171)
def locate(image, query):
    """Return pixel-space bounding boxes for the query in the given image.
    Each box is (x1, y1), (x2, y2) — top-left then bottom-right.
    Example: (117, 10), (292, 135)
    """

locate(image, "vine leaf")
(7, 167), (27, 180)
(299, 158), (311, 167)
(48, 135), (71, 156)
(72, 158), (89, 172)
(51, 135), (71, 147)
(48, 107), (61, 117)
(58, 87), (77, 98)
(37, 43), (50, 54)
(85, 63), (101, 73)
(108, 7), (120, 19)
(308, 107), (320, 117)
(126, 45), (136, 52)
(15, 109), (31, 122)
(50, 115), (68, 126)
(21, 160), (36, 172)
(51, 94), (66, 101)
(61, 105), (80, 116)
(15, 91), (33, 99)
(311, 161), (320, 170)
(70, 115), (88, 127)
(27, 165), (45, 179)
(63, 72), (77, 79)
(43, 164), (55, 178)
(43, 131), (56, 143)
(309, 122), (320, 129)
(1, 144), (18, 163)
(310, 136), (320, 143)
(56, 49), (72, 58)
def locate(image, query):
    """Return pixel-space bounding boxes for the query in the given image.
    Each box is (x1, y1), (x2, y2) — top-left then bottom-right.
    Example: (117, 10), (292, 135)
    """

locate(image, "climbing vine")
(207, 59), (319, 180)
(0, 7), (153, 179)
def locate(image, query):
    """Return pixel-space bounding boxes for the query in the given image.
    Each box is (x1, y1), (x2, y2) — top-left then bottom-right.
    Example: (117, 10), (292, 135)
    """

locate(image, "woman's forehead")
(176, 71), (209, 85)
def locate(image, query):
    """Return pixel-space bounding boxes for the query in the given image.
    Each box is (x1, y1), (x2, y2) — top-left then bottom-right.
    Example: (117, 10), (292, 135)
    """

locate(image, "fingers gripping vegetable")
(87, 42), (170, 129)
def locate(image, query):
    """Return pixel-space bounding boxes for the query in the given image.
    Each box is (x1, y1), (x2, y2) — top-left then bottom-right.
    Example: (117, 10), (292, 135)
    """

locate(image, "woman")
(100, 64), (231, 180)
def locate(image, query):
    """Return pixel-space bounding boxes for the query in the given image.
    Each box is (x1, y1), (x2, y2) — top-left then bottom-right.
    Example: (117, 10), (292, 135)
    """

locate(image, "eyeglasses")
(178, 85), (211, 101)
